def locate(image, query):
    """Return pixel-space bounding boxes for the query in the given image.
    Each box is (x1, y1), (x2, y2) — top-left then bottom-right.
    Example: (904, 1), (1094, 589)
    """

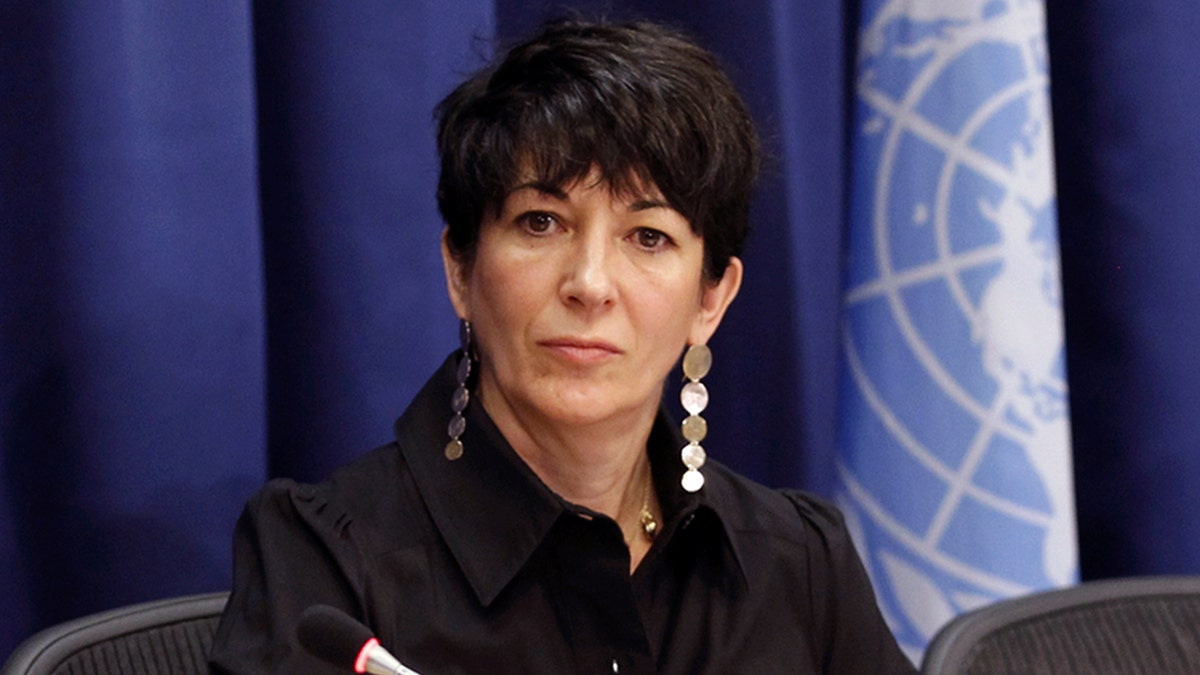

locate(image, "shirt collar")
(645, 409), (752, 592)
(396, 353), (749, 606)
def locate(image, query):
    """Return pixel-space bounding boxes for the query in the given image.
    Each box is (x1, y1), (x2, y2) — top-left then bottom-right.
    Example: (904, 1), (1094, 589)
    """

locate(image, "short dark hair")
(435, 19), (760, 282)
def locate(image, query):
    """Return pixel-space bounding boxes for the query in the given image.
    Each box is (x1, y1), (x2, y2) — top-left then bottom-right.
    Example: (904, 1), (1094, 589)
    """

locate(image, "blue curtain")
(1, 0), (1197, 656)
(1047, 1), (1200, 578)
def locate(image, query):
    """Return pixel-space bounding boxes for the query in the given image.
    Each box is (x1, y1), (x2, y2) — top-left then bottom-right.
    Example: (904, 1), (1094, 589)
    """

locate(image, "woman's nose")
(560, 230), (616, 309)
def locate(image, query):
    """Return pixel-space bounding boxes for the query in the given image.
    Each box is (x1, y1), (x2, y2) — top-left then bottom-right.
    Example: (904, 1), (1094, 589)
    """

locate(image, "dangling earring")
(445, 319), (472, 461)
(679, 344), (711, 492)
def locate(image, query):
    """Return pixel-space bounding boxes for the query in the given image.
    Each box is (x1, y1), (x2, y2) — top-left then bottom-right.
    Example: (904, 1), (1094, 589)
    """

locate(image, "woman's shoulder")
(241, 442), (429, 553)
(702, 462), (853, 553)
(701, 464), (917, 672)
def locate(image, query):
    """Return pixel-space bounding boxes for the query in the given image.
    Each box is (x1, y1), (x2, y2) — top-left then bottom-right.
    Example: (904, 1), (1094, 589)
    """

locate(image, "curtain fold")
(250, 1), (492, 481)
(1048, 0), (1200, 578)
(0, 3), (265, 651)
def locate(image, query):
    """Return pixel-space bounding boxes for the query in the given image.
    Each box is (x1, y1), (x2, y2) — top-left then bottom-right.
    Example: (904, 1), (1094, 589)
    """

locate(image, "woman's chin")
(531, 385), (652, 429)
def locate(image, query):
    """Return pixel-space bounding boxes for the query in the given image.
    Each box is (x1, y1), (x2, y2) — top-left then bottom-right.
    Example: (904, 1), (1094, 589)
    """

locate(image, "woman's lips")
(538, 338), (622, 363)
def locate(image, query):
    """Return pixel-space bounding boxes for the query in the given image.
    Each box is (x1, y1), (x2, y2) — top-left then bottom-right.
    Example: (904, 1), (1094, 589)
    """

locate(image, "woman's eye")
(518, 211), (557, 234)
(633, 228), (671, 250)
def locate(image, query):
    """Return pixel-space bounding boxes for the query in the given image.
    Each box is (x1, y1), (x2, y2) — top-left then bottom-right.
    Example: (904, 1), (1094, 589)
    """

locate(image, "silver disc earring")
(445, 319), (472, 461)
(680, 344), (711, 492)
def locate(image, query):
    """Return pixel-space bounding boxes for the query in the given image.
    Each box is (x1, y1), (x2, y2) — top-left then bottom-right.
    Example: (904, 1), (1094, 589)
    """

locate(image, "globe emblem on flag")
(836, 0), (1077, 656)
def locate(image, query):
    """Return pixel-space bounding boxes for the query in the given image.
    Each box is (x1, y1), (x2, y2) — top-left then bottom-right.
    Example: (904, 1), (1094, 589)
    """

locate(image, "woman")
(209, 18), (914, 674)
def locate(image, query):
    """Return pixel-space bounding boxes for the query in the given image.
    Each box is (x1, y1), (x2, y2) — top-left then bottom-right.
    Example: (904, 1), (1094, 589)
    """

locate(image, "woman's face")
(442, 170), (742, 433)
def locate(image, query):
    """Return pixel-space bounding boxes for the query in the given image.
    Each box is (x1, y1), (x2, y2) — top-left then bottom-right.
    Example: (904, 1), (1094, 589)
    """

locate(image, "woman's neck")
(477, 382), (660, 570)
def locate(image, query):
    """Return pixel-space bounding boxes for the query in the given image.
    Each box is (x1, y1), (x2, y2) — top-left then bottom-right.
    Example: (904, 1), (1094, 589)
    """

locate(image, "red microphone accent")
(297, 604), (422, 674)
(355, 637), (380, 674)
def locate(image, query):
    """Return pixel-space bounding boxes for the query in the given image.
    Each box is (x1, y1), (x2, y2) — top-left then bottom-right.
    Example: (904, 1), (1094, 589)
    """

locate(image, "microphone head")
(296, 604), (375, 669)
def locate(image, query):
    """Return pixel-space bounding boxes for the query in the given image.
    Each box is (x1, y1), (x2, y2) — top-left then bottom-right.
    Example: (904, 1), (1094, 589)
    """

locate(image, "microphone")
(296, 604), (424, 675)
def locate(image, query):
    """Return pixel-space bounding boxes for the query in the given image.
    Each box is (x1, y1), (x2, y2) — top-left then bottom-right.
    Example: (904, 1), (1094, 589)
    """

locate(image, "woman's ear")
(441, 228), (470, 319)
(689, 256), (743, 346)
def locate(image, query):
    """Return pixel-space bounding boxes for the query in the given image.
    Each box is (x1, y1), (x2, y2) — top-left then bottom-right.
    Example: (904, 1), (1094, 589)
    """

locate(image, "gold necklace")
(638, 472), (658, 541)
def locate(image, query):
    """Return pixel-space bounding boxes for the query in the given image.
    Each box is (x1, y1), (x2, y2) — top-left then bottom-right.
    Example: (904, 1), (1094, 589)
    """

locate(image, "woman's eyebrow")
(505, 182), (671, 212)
(509, 181), (569, 200)
(629, 198), (672, 212)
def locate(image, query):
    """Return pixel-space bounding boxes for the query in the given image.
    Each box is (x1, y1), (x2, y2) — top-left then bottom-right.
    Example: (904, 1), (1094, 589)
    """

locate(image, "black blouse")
(209, 355), (915, 674)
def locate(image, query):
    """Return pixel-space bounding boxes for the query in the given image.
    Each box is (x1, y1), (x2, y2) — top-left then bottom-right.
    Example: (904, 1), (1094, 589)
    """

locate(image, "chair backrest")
(1, 592), (228, 675)
(921, 576), (1200, 674)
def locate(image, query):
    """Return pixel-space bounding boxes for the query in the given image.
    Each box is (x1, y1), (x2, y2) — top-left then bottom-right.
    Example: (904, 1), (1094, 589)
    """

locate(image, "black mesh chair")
(1, 592), (228, 675)
(921, 576), (1200, 674)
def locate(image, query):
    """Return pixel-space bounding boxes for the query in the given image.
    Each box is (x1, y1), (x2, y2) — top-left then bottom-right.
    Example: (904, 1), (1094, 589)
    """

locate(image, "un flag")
(835, 0), (1078, 660)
